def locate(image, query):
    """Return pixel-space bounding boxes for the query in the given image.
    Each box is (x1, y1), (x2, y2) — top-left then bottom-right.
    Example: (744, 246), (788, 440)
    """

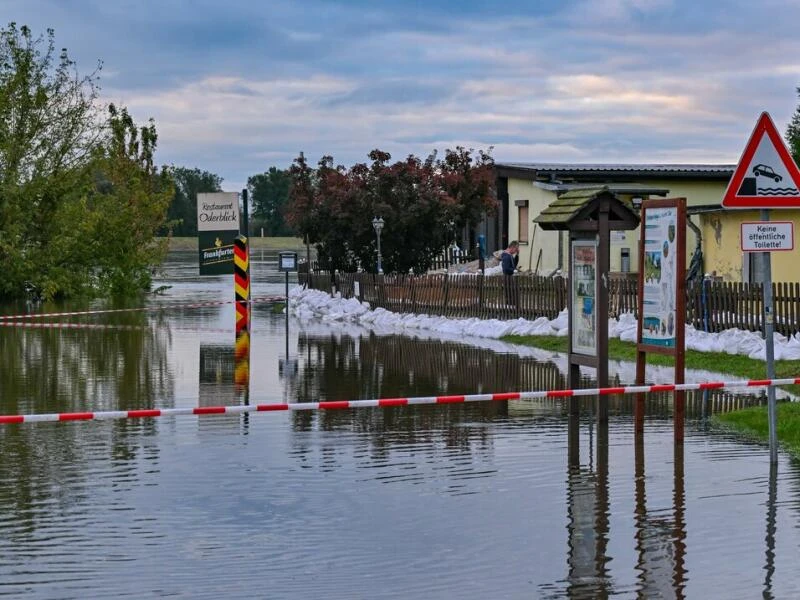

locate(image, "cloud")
(5, 0), (800, 192)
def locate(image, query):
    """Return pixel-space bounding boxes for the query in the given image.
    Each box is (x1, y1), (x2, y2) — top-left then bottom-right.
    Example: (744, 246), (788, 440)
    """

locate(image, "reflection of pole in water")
(763, 462), (778, 598)
(235, 324), (250, 430)
(566, 418), (611, 597)
(568, 414), (580, 468)
(672, 442), (686, 599)
(633, 430), (687, 598)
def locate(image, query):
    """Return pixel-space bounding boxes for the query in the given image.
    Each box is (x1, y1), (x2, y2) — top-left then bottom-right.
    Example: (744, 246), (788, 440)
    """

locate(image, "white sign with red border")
(722, 112), (800, 209)
(740, 221), (794, 252)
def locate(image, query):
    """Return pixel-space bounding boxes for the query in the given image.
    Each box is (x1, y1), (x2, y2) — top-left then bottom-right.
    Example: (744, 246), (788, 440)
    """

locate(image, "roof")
(496, 162), (735, 181)
(533, 181), (670, 196)
(534, 186), (640, 231)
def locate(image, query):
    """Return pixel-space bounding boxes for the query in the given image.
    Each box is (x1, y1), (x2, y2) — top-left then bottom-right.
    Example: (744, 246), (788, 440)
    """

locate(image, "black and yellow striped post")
(234, 234), (250, 330)
(234, 326), (250, 392)
(234, 235), (250, 400)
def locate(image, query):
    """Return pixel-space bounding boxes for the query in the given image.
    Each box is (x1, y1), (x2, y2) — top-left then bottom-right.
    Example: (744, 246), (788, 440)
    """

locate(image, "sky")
(4, 0), (800, 192)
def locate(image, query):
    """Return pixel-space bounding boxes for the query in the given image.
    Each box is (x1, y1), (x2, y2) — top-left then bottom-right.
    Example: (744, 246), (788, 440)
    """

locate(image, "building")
(488, 162), (799, 282)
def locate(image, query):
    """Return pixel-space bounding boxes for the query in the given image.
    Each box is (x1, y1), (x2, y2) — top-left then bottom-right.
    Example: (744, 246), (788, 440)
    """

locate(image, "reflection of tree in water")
(289, 333), (586, 476)
(0, 308), (174, 534)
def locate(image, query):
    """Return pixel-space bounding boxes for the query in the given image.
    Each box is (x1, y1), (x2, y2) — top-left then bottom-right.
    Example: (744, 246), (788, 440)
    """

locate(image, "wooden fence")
(301, 271), (800, 336)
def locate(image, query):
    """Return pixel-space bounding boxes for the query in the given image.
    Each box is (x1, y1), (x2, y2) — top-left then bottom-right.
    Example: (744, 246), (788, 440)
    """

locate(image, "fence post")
(478, 273), (484, 312)
(442, 273), (450, 316)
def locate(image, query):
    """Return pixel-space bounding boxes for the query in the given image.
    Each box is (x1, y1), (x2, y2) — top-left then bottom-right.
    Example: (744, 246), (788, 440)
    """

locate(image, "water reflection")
(633, 432), (687, 599)
(3, 275), (800, 599)
(763, 463), (778, 599)
(566, 420), (612, 598)
(0, 309), (173, 537)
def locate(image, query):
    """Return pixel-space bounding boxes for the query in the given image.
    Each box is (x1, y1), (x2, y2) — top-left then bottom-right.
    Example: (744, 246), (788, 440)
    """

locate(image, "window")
(516, 200), (529, 243)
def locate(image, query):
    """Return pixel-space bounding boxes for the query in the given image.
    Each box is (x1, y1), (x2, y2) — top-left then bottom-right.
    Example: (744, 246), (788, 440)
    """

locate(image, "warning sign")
(740, 221), (794, 252)
(722, 112), (800, 209)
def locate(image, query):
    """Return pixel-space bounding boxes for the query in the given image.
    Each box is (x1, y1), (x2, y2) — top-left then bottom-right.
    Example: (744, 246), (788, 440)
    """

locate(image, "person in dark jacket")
(501, 241), (520, 306)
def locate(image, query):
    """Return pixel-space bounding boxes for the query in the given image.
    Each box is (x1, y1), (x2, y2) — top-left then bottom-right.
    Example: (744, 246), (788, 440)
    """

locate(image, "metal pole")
(761, 208), (777, 465)
(241, 189), (249, 237)
(285, 270), (290, 362)
(377, 230), (383, 274)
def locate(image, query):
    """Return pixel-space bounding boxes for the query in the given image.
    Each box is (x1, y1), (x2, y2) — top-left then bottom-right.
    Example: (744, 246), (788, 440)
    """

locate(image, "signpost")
(722, 112), (800, 465)
(278, 252), (299, 379)
(635, 198), (687, 441)
(197, 192), (241, 275)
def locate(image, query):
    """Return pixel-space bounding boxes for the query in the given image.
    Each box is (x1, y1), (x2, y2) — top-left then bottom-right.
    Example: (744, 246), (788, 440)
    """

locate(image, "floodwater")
(1, 251), (800, 599)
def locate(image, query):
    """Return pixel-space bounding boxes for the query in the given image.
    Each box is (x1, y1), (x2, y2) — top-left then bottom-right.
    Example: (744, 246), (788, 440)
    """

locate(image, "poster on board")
(571, 240), (597, 356)
(642, 207), (677, 347)
(197, 192), (241, 275)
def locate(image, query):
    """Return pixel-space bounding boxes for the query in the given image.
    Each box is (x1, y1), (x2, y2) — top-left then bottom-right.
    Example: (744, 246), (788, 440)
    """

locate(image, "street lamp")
(372, 216), (385, 274)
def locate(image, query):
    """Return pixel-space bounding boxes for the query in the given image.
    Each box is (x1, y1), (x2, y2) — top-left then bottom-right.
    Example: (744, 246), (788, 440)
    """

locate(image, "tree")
(87, 104), (173, 296)
(286, 147), (496, 274)
(248, 167), (294, 236)
(786, 86), (800, 166)
(0, 23), (172, 299)
(162, 167), (223, 237)
(0, 22), (102, 298)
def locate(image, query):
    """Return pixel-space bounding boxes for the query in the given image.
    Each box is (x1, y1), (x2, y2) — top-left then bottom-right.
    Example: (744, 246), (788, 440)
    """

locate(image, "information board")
(571, 240), (597, 357)
(641, 206), (678, 348)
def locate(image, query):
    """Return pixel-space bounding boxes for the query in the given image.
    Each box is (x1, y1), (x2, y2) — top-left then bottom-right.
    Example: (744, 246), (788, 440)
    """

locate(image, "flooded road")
(1, 251), (799, 599)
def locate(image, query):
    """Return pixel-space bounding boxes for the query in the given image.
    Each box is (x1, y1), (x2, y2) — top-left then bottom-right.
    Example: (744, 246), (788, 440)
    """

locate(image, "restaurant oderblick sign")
(197, 192), (241, 275)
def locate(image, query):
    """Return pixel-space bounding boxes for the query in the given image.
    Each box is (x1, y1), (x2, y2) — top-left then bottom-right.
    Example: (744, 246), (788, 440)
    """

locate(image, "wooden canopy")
(534, 186), (640, 232)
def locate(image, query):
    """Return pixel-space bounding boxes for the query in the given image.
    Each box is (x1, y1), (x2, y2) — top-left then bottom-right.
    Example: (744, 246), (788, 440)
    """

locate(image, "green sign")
(198, 231), (238, 275)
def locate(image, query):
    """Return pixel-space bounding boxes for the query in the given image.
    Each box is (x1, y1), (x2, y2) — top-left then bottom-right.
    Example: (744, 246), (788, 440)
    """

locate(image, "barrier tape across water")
(1, 377), (797, 425)
(0, 321), (243, 334)
(0, 296), (283, 322)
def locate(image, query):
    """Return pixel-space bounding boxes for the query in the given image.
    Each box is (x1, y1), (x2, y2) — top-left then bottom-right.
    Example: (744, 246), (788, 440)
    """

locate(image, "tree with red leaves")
(286, 147), (496, 274)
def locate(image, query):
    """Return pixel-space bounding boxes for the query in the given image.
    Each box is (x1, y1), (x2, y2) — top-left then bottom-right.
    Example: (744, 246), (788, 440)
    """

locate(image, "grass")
(715, 403), (800, 456)
(162, 236), (309, 252)
(270, 302), (286, 313)
(503, 333), (800, 452)
(502, 334), (800, 383)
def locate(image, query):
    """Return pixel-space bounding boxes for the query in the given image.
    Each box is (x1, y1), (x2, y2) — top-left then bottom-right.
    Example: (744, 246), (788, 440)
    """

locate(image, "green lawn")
(163, 236), (309, 252)
(503, 333), (800, 453)
(502, 334), (800, 382)
(716, 403), (800, 455)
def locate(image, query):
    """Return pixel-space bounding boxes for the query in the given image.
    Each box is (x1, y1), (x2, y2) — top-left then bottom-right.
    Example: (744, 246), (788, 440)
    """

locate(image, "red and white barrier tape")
(1, 377), (797, 425)
(0, 321), (243, 334)
(0, 321), (149, 331)
(0, 296), (283, 322)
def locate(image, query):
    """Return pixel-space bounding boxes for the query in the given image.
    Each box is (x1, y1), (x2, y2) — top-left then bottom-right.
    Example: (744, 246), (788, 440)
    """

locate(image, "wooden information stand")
(535, 187), (639, 420)
(634, 198), (687, 441)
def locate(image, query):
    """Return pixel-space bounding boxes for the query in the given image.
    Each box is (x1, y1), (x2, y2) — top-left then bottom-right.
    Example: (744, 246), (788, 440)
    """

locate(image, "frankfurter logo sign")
(197, 192), (241, 275)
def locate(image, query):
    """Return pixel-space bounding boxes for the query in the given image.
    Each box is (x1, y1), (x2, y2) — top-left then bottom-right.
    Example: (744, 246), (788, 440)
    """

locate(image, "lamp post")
(372, 216), (385, 274)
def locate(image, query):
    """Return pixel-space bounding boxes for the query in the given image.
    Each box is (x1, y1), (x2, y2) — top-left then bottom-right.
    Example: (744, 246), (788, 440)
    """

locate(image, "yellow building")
(699, 207), (800, 281)
(490, 163), (800, 282)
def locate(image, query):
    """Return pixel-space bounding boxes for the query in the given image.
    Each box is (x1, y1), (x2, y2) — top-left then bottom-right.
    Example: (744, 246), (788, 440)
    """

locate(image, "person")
(501, 240), (520, 307)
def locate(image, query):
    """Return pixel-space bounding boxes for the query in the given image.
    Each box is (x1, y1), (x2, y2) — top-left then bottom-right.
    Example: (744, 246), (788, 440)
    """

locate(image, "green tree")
(87, 104), (173, 296)
(248, 166), (294, 236)
(0, 23), (172, 299)
(286, 148), (495, 274)
(162, 167), (223, 236)
(786, 86), (800, 165)
(0, 22), (102, 298)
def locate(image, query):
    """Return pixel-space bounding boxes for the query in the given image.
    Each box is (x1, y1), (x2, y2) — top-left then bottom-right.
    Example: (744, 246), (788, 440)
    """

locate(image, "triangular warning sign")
(722, 112), (800, 209)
